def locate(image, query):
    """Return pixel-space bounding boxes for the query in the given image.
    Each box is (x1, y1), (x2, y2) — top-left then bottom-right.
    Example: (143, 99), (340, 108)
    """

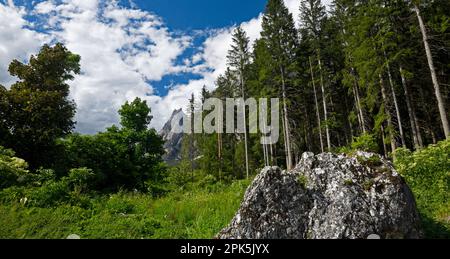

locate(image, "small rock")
(367, 234), (381, 239)
(67, 234), (81, 239)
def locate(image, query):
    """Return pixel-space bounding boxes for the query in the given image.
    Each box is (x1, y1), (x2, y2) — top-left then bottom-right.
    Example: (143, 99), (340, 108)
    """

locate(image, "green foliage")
(297, 174), (308, 189)
(0, 146), (29, 189)
(350, 134), (379, 153)
(118, 98), (153, 132)
(1, 43), (80, 169)
(0, 179), (251, 239)
(394, 139), (450, 238)
(165, 164), (195, 191)
(66, 168), (96, 194)
(29, 180), (70, 207)
(55, 98), (165, 192)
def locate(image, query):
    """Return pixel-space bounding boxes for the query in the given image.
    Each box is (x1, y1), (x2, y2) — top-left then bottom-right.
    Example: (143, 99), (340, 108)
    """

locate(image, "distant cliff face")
(159, 109), (184, 165)
(218, 152), (423, 239)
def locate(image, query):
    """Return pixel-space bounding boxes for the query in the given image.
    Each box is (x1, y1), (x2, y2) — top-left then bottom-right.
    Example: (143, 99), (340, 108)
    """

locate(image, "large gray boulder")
(218, 152), (423, 239)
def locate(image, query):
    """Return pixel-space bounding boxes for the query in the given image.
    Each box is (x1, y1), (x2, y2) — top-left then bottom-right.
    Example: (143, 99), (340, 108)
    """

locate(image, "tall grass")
(0, 180), (250, 239)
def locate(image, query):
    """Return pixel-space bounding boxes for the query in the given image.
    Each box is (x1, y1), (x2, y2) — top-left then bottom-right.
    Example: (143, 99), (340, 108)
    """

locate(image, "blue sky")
(133, 0), (267, 96)
(0, 0), (325, 133)
(135, 0), (267, 30)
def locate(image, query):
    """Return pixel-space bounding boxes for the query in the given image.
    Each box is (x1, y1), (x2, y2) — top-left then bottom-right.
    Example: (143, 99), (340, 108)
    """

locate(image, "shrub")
(35, 169), (57, 185)
(106, 192), (137, 214)
(65, 168), (95, 194)
(165, 165), (193, 190)
(350, 133), (379, 153)
(29, 180), (70, 207)
(0, 146), (30, 189)
(394, 139), (450, 238)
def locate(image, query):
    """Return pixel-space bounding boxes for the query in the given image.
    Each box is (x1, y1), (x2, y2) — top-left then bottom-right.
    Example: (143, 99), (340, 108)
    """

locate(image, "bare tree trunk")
(190, 105), (195, 182)
(281, 108), (288, 167)
(352, 86), (363, 133)
(342, 28), (367, 134)
(384, 51), (406, 147)
(318, 55), (331, 151)
(309, 57), (324, 152)
(414, 112), (424, 147)
(380, 74), (397, 152)
(303, 104), (312, 151)
(217, 132), (222, 181)
(262, 122), (269, 166)
(400, 66), (423, 149)
(239, 72), (250, 178)
(414, 4), (450, 138)
(280, 66), (293, 170)
(381, 125), (388, 157)
(352, 69), (367, 134)
(269, 142), (274, 166)
(430, 128), (437, 144)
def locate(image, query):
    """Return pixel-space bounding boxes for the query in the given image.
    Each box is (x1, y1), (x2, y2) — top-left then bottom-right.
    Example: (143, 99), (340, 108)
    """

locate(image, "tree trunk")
(309, 57), (324, 152)
(190, 105), (195, 182)
(381, 125), (388, 157)
(318, 55), (331, 151)
(239, 71), (250, 178)
(269, 142), (274, 166)
(352, 85), (363, 133)
(218, 104), (224, 181)
(414, 4), (450, 138)
(400, 66), (423, 149)
(380, 73), (397, 152)
(384, 51), (406, 147)
(303, 104), (312, 151)
(280, 66), (293, 170)
(352, 68), (367, 134)
(281, 107), (288, 166)
(262, 122), (269, 166)
(217, 133), (222, 181)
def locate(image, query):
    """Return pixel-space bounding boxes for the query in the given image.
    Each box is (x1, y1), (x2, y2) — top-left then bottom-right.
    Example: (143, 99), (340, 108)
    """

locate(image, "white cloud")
(155, 0), (303, 124)
(1, 0), (191, 134)
(0, 0), (332, 133)
(0, 3), (47, 86)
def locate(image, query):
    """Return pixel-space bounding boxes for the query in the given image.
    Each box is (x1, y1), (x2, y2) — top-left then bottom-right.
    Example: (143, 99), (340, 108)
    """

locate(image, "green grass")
(0, 180), (250, 239)
(0, 141), (448, 239)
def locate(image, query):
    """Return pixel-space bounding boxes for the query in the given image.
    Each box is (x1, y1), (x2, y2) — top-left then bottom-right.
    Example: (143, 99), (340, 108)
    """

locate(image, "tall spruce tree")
(261, 0), (299, 170)
(227, 26), (251, 178)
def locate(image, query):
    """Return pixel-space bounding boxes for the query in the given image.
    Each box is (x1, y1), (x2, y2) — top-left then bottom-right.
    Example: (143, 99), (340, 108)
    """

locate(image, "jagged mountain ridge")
(159, 109), (184, 165)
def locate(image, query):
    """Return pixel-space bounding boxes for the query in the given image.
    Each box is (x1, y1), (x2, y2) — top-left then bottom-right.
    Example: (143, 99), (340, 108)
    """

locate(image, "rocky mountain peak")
(159, 109), (184, 165)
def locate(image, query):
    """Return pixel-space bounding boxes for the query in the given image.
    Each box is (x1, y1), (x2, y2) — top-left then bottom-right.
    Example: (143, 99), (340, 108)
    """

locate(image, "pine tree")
(300, 0), (331, 151)
(227, 26), (251, 178)
(261, 0), (298, 170)
(413, 2), (449, 138)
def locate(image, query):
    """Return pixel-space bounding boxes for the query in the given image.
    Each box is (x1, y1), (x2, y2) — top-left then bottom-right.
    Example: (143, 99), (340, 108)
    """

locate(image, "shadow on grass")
(421, 213), (450, 239)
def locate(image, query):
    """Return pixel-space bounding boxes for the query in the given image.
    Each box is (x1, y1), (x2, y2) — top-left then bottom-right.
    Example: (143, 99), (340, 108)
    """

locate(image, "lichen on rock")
(217, 152), (423, 239)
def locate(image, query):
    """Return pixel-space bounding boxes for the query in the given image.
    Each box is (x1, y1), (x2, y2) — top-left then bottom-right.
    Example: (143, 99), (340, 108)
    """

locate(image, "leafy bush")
(165, 164), (194, 191)
(0, 146), (29, 189)
(394, 139), (450, 238)
(350, 133), (379, 153)
(106, 192), (137, 214)
(335, 134), (379, 154)
(29, 180), (70, 207)
(34, 169), (57, 186)
(66, 168), (95, 194)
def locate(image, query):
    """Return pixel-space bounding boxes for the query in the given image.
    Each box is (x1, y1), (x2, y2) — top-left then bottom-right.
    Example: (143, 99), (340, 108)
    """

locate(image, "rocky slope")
(159, 109), (184, 165)
(218, 152), (423, 239)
